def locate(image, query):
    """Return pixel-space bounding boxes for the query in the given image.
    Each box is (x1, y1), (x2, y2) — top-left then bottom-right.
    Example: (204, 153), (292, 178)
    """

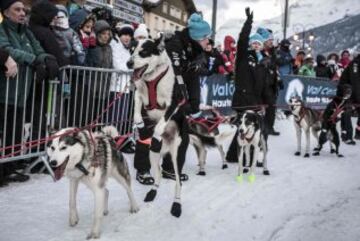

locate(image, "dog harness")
(294, 106), (306, 126)
(144, 67), (169, 111)
(187, 111), (226, 133)
(329, 101), (345, 124)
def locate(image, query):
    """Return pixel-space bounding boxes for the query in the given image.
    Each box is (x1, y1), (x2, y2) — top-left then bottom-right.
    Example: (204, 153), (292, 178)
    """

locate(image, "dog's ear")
(48, 126), (58, 136)
(154, 32), (165, 52)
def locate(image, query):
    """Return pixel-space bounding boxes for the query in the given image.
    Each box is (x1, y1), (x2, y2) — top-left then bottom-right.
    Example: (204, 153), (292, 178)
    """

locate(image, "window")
(162, 2), (168, 13)
(170, 23), (174, 31)
(175, 25), (180, 31)
(155, 16), (159, 31)
(162, 20), (166, 30)
(183, 13), (188, 22)
(170, 5), (182, 19)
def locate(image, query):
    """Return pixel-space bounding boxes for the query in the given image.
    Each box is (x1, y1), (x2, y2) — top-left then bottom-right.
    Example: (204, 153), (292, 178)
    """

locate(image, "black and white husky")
(46, 126), (139, 239)
(236, 111), (269, 182)
(127, 34), (186, 217)
(188, 111), (237, 175)
(289, 96), (321, 157)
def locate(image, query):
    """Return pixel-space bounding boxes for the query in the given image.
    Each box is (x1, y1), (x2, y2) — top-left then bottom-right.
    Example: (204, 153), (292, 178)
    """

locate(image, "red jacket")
(221, 35), (236, 74)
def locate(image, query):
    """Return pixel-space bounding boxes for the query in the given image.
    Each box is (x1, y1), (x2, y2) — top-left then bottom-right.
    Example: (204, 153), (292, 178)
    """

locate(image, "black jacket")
(205, 48), (226, 75)
(0, 48), (9, 71)
(232, 16), (266, 110)
(164, 28), (207, 114)
(339, 56), (360, 104)
(29, 1), (69, 67)
(315, 55), (332, 79)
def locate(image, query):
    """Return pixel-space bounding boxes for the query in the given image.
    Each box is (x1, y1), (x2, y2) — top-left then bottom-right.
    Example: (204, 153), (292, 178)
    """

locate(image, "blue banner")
(277, 75), (338, 109)
(200, 74), (338, 114)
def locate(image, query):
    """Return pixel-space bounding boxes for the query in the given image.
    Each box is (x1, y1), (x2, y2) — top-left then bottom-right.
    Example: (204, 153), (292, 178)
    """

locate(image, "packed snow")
(1, 118), (360, 241)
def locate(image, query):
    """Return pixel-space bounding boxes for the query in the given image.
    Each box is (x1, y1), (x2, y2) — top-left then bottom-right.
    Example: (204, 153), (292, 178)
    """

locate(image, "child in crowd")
(77, 15), (96, 54)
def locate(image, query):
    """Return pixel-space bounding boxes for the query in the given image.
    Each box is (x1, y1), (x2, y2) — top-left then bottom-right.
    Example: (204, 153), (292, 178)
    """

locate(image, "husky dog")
(188, 111), (237, 175)
(289, 96), (321, 157)
(127, 34), (186, 217)
(46, 127), (139, 239)
(236, 111), (269, 182)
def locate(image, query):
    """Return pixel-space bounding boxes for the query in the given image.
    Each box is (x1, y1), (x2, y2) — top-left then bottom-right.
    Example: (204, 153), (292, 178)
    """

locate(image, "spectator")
(257, 26), (283, 136)
(134, 23), (149, 41)
(339, 54), (360, 141)
(327, 52), (342, 81)
(299, 57), (316, 77)
(204, 39), (227, 75)
(276, 39), (293, 76)
(29, 0), (69, 67)
(0, 0), (56, 183)
(76, 14), (96, 56)
(110, 23), (133, 72)
(315, 54), (332, 79)
(221, 35), (236, 74)
(86, 20), (112, 68)
(52, 5), (85, 65)
(339, 49), (351, 69)
(226, 8), (268, 162)
(293, 50), (306, 74)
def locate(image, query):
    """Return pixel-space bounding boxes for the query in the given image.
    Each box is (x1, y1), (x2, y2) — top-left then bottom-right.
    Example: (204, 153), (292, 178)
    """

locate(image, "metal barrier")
(0, 65), (134, 173)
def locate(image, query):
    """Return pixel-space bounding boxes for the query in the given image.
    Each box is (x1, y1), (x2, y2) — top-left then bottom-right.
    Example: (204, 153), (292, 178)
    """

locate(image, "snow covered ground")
(1, 118), (360, 241)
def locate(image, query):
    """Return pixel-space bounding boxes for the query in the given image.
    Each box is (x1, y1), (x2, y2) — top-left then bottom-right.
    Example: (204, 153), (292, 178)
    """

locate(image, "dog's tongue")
(54, 161), (67, 181)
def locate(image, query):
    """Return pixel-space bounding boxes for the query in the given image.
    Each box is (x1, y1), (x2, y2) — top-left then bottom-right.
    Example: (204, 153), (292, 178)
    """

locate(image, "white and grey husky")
(46, 126), (139, 239)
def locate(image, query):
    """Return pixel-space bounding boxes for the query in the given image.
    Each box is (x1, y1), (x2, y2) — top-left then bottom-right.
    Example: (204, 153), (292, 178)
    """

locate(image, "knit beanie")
(187, 13), (212, 41)
(134, 23), (149, 39)
(115, 23), (134, 37)
(0, 0), (21, 13)
(249, 33), (264, 46)
(94, 20), (111, 34)
(56, 4), (69, 17)
(256, 27), (273, 41)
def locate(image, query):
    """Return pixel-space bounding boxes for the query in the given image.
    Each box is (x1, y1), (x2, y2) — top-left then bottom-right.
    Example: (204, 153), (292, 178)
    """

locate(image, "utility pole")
(283, 0), (289, 40)
(211, 0), (217, 40)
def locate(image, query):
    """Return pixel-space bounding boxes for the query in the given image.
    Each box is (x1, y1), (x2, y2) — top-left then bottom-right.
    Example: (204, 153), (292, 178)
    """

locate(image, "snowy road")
(1, 118), (360, 241)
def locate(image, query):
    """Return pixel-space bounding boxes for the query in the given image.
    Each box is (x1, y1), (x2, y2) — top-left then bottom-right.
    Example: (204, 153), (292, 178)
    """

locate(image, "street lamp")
(292, 23), (315, 55)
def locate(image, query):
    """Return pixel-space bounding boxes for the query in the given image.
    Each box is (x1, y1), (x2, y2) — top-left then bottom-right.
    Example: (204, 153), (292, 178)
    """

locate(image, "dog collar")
(75, 163), (89, 176)
(144, 67), (169, 111)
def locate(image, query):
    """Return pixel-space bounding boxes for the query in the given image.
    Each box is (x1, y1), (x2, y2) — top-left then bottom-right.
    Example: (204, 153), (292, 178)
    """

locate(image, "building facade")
(143, 0), (196, 38)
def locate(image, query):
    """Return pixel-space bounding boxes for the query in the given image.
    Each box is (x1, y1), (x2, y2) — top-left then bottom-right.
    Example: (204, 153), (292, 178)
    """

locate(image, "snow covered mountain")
(216, 0), (360, 49)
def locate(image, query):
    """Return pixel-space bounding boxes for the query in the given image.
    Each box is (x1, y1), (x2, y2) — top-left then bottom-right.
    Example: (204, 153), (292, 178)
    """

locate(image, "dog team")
(46, 8), (359, 239)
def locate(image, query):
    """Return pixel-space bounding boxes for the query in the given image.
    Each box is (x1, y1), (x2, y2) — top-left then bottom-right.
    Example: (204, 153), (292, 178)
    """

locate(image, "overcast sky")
(193, 0), (284, 28)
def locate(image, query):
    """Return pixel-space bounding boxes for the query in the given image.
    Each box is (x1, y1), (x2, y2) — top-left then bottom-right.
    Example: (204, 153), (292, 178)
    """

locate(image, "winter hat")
(249, 33), (264, 46)
(0, 0), (21, 13)
(187, 13), (212, 41)
(56, 4), (69, 18)
(94, 20), (111, 34)
(30, 1), (59, 27)
(134, 23), (149, 39)
(316, 54), (326, 65)
(115, 23), (134, 37)
(69, 8), (89, 30)
(256, 27), (273, 41)
(280, 39), (291, 47)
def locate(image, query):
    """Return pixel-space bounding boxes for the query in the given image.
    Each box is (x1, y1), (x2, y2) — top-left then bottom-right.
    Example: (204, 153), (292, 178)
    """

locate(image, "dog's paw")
(197, 171), (206, 176)
(256, 162), (263, 168)
(263, 169), (270, 175)
(144, 189), (157, 202)
(103, 210), (109, 216)
(337, 154), (344, 158)
(86, 232), (100, 240)
(313, 152), (320, 156)
(69, 213), (79, 227)
(170, 202), (182, 218)
(243, 168), (249, 174)
(313, 147), (320, 151)
(330, 149), (336, 154)
(130, 204), (140, 213)
(222, 164), (228, 169)
(304, 153), (310, 158)
(294, 151), (301, 156)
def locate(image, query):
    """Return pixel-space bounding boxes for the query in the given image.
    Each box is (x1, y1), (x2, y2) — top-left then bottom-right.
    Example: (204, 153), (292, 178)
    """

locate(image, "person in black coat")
(315, 54), (332, 79)
(339, 55), (360, 141)
(204, 39), (227, 75)
(133, 13), (212, 184)
(225, 8), (268, 163)
(29, 0), (68, 67)
(276, 39), (293, 76)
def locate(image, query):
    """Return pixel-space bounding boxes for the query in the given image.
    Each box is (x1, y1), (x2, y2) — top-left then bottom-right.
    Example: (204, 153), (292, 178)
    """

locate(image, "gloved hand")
(187, 54), (208, 75)
(44, 55), (59, 80)
(245, 7), (253, 21)
(32, 56), (47, 82)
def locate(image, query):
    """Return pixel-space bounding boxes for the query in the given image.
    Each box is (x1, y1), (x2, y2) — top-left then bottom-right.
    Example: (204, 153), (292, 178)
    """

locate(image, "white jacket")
(110, 36), (131, 92)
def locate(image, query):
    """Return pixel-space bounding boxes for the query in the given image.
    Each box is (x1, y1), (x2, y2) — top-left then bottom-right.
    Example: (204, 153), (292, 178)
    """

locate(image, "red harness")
(329, 101), (344, 124)
(187, 109), (226, 133)
(294, 106), (306, 126)
(144, 67), (169, 111)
